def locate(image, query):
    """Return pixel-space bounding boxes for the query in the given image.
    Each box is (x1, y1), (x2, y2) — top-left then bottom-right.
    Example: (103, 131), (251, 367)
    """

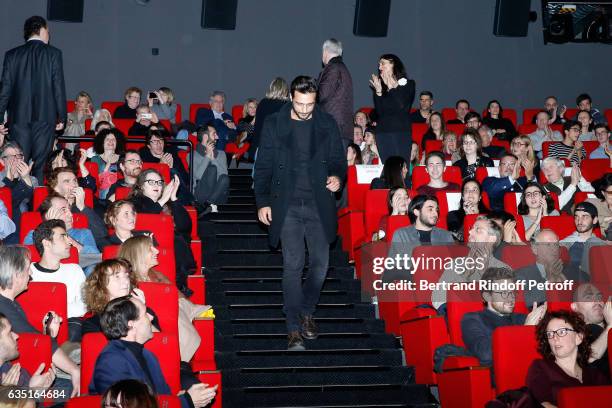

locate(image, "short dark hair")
(290, 76), (317, 97)
(464, 112), (481, 123)
(94, 121), (112, 133)
(576, 93), (592, 106)
(536, 310), (591, 368)
(563, 120), (580, 132)
(145, 130), (165, 146)
(455, 99), (470, 109)
(102, 379), (158, 408)
(24, 16), (47, 41)
(100, 296), (139, 340)
(37, 193), (66, 219)
(32, 219), (66, 256)
(593, 123), (610, 134)
(408, 194), (437, 224)
(94, 128), (126, 155)
(196, 124), (214, 144)
(419, 91), (433, 99)
(487, 210), (516, 225)
(118, 150), (140, 169)
(424, 151), (445, 166)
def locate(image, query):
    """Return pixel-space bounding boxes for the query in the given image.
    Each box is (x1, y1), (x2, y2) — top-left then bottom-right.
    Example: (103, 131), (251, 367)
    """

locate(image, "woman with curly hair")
(526, 310), (609, 407)
(90, 128), (126, 199)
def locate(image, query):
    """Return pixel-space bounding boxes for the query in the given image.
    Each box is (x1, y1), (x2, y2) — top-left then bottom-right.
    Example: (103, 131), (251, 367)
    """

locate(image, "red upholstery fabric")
(558, 386), (612, 408)
(139, 282), (179, 335)
(16, 282), (69, 344)
(363, 189), (390, 240)
(492, 326), (539, 394)
(15, 333), (52, 378)
(19, 211), (88, 244)
(141, 162), (171, 183)
(101, 101), (124, 117)
(0, 187), (12, 218)
(189, 103), (211, 123)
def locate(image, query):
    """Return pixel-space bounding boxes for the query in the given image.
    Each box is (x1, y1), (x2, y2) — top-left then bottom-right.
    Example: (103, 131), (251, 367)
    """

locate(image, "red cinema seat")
(565, 108), (580, 121)
(589, 246), (612, 286)
(363, 189), (390, 240)
(26, 244), (79, 265)
(358, 106), (374, 116)
(424, 140), (443, 154)
(442, 108), (457, 123)
(411, 165), (462, 191)
(337, 165), (372, 259)
(139, 282), (179, 335)
(174, 103), (183, 123)
(102, 245), (119, 260)
(501, 244), (570, 271)
(558, 386), (612, 408)
(142, 162), (171, 183)
(482, 109), (517, 127)
(231, 104), (243, 124)
(0, 187), (12, 218)
(540, 215), (576, 240)
(102, 101), (125, 117)
(522, 108), (541, 125)
(17, 282), (69, 344)
(66, 100), (76, 113)
(490, 138), (510, 152)
(16, 333), (52, 379)
(446, 300), (484, 347)
(475, 166), (499, 184)
(134, 213), (174, 247)
(114, 186), (131, 200)
(386, 215), (411, 242)
(190, 103), (211, 123)
(411, 123), (428, 149)
(112, 119), (136, 136)
(20, 211), (88, 244)
(66, 396), (182, 408)
(446, 123), (465, 136)
(493, 325), (539, 394)
(435, 190), (463, 230)
(581, 159), (610, 182)
(606, 109), (612, 126)
(33, 187), (94, 210)
(573, 191), (597, 204)
(517, 123), (537, 135)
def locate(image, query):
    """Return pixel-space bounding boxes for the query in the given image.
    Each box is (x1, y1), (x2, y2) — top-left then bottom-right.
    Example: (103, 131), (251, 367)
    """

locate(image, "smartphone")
(43, 312), (53, 335)
(141, 113), (153, 120)
(148, 92), (157, 99)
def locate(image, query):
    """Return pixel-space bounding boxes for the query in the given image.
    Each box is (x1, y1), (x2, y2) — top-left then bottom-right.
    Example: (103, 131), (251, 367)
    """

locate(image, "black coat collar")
(276, 103), (332, 159)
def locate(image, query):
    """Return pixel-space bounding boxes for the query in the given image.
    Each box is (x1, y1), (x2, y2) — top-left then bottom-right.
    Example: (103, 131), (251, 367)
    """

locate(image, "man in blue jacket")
(482, 153), (535, 211)
(194, 91), (236, 153)
(90, 296), (217, 408)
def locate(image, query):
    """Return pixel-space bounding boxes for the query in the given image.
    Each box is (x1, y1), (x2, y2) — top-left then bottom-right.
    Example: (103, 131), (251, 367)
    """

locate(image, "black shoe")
(300, 315), (318, 340)
(287, 331), (305, 351)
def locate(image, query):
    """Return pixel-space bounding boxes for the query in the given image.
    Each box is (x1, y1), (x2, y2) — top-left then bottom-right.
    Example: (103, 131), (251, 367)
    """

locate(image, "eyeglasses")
(545, 327), (577, 339)
(463, 140), (476, 146)
(144, 179), (164, 186)
(524, 192), (542, 199)
(1, 153), (24, 160)
(604, 190), (612, 196)
(149, 139), (163, 145)
(512, 142), (528, 147)
(491, 290), (516, 299)
(125, 159), (142, 165)
(569, 127), (581, 132)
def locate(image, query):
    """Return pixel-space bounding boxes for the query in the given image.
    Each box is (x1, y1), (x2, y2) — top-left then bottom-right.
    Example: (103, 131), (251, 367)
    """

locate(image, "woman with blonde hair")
(64, 91), (93, 137)
(511, 134), (540, 177)
(226, 98), (258, 164)
(150, 86), (178, 124)
(248, 77), (290, 159)
(118, 236), (210, 363)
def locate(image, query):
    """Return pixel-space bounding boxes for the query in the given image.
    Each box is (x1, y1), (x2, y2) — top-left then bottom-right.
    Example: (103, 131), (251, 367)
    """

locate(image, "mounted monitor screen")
(542, 1), (612, 43)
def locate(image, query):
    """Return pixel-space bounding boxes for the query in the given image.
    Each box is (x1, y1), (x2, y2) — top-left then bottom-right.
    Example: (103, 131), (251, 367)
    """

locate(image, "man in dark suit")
(194, 91), (236, 153)
(254, 76), (347, 351)
(90, 296), (217, 408)
(0, 16), (66, 181)
(482, 153), (535, 211)
(317, 38), (353, 148)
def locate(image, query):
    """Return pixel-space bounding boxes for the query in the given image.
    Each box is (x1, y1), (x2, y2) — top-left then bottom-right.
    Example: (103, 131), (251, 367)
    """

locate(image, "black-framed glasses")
(491, 290), (516, 299)
(144, 179), (164, 186)
(545, 328), (577, 339)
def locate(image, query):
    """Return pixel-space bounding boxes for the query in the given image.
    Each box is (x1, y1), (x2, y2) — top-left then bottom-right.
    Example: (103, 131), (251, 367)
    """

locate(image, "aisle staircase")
(200, 168), (435, 407)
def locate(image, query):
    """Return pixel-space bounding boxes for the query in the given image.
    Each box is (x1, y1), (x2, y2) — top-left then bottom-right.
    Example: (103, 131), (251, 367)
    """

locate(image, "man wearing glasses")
(461, 267), (547, 368)
(482, 153), (535, 211)
(107, 150), (143, 202)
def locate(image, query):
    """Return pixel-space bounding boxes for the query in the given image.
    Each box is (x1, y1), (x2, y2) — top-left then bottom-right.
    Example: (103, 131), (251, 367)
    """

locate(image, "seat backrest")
(16, 333), (52, 378)
(17, 282), (68, 344)
(134, 213), (174, 247)
(113, 119), (136, 136)
(385, 215), (411, 242)
(114, 186), (132, 200)
(0, 187), (12, 218)
(25, 244), (79, 265)
(501, 243), (570, 270)
(517, 123), (537, 135)
(80, 332), (109, 392)
(20, 212), (88, 243)
(540, 215), (576, 240)
(558, 385), (612, 408)
(522, 108), (540, 125)
(411, 123), (429, 149)
(189, 103), (211, 123)
(33, 187), (94, 210)
(435, 191), (462, 230)
(493, 325), (539, 394)
(231, 104), (242, 124)
(138, 282), (179, 335)
(475, 167), (498, 184)
(589, 246), (612, 287)
(411, 166), (462, 190)
(364, 189), (390, 239)
(358, 106), (374, 115)
(503, 191), (522, 215)
(447, 301), (484, 347)
(346, 165), (371, 212)
(424, 139), (443, 154)
(565, 108), (580, 121)
(442, 108), (457, 123)
(102, 101), (125, 117)
(446, 123), (466, 136)
(141, 162), (171, 183)
(102, 245), (119, 260)
(65, 395), (102, 407)
(581, 159), (610, 182)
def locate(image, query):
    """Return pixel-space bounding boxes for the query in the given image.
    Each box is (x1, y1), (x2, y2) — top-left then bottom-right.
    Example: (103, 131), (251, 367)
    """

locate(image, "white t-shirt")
(30, 263), (87, 318)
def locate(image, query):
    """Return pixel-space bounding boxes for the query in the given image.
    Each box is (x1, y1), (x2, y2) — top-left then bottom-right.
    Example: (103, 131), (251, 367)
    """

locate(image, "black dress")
(373, 80), (415, 163)
(482, 116), (516, 142)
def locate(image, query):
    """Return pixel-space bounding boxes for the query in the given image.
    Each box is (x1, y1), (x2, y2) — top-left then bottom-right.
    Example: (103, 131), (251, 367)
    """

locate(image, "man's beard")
(419, 214), (437, 228)
(292, 107), (313, 121)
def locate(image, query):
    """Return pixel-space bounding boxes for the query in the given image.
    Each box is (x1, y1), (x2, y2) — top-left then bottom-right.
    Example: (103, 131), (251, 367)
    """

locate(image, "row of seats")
(359, 106), (612, 127)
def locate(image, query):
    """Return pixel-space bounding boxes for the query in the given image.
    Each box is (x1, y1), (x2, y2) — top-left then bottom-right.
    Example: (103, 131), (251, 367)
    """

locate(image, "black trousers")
(376, 131), (412, 164)
(280, 198), (330, 332)
(10, 121), (55, 181)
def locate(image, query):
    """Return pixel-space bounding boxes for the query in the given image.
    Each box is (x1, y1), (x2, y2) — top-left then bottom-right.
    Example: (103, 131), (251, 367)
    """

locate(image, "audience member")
(99, 200), (153, 248)
(90, 109), (114, 131)
(482, 100), (516, 141)
(548, 121), (587, 166)
(373, 187), (410, 241)
(191, 124), (229, 211)
(114, 87), (141, 119)
(101, 379), (160, 408)
(541, 157), (594, 213)
(128, 105), (160, 136)
(487, 210), (524, 248)
(516, 229), (581, 306)
(518, 182), (560, 241)
(420, 111), (445, 151)
(353, 125), (364, 146)
(511, 134), (540, 176)
(347, 143), (362, 166)
(107, 150), (142, 202)
(195, 91), (236, 152)
(531, 96), (566, 125)
(317, 39), (354, 146)
(64, 91), (93, 137)
(354, 110), (369, 132)
(587, 173), (612, 236)
(370, 156), (407, 190)
(226, 98), (257, 164)
(0, 246), (80, 396)
(478, 125), (505, 159)
(574, 93), (605, 124)
(91, 128), (126, 200)
(447, 179), (489, 241)
(576, 110), (595, 141)
(149, 87), (177, 124)
(529, 111), (563, 156)
(369, 53), (415, 162)
(90, 296), (217, 407)
(248, 77), (289, 159)
(0, 200), (15, 241)
(44, 148), (96, 193)
(560, 201), (606, 274)
(442, 131), (460, 162)
(409, 142), (420, 174)
(447, 99), (470, 125)
(589, 123), (611, 159)
(464, 111), (481, 129)
(461, 267), (546, 368)
(361, 127), (379, 165)
(453, 129), (494, 180)
(416, 151), (460, 195)
(482, 153), (536, 210)
(526, 310), (609, 406)
(433, 218), (510, 309)
(409, 91), (434, 124)
(570, 283), (611, 379)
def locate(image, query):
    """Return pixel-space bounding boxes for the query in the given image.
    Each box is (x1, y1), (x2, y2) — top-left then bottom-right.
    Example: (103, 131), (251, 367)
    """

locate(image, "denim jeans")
(280, 198), (330, 332)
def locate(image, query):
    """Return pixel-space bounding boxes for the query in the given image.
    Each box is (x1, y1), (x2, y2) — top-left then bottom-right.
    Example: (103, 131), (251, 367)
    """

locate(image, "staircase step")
(207, 279), (360, 293)
(206, 266), (355, 280)
(208, 290), (362, 305)
(213, 303), (375, 320)
(215, 317), (385, 335)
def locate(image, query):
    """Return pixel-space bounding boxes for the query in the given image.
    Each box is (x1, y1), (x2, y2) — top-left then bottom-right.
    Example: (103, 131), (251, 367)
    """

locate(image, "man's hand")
(69, 367), (80, 397)
(186, 383), (217, 408)
(170, 175), (180, 202)
(525, 302), (547, 325)
(28, 363), (56, 389)
(1, 363), (21, 386)
(205, 141), (215, 159)
(55, 122), (64, 131)
(511, 159), (521, 180)
(502, 220), (517, 243)
(258, 207), (272, 226)
(73, 187), (86, 211)
(570, 165), (581, 187)
(66, 236), (83, 253)
(161, 153), (174, 168)
(326, 176), (341, 192)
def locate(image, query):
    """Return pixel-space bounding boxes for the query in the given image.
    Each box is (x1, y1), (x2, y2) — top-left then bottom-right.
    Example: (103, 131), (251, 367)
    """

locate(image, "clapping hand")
(525, 302), (547, 325)
(570, 165), (581, 186)
(160, 152), (174, 168)
(28, 363), (56, 389)
(369, 74), (382, 94)
(44, 311), (62, 338)
(1, 363), (21, 386)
